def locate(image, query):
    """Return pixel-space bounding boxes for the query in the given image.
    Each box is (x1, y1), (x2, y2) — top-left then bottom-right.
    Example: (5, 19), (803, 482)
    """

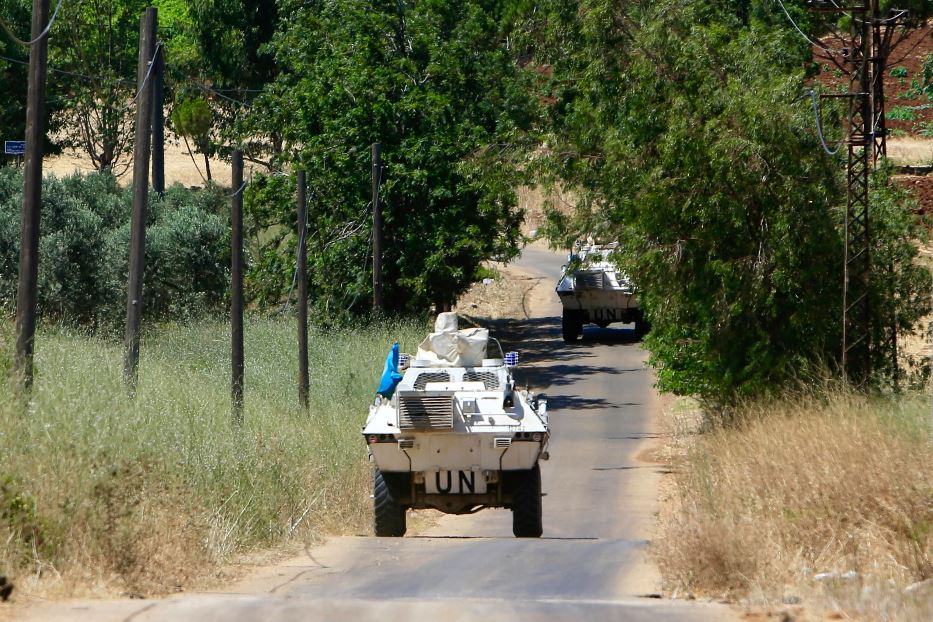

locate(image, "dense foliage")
(524, 0), (930, 404)
(0, 0), (930, 405)
(244, 0), (537, 315)
(0, 0), (30, 148)
(0, 168), (229, 326)
(174, 0), (279, 159)
(49, 0), (151, 173)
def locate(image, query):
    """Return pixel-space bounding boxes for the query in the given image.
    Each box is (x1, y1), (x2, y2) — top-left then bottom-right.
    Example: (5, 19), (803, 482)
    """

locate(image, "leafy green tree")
(49, 0), (151, 173)
(186, 0), (277, 92)
(184, 0), (280, 159)
(0, 0), (30, 145)
(247, 0), (538, 315)
(0, 0), (67, 153)
(172, 97), (214, 181)
(525, 0), (929, 407)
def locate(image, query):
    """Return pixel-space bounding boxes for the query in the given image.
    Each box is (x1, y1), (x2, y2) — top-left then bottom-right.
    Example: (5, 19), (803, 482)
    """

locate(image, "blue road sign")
(4, 141), (25, 155)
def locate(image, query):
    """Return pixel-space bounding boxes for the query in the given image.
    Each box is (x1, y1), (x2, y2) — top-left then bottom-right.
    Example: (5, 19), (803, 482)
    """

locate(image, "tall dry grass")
(657, 389), (933, 619)
(0, 316), (424, 597)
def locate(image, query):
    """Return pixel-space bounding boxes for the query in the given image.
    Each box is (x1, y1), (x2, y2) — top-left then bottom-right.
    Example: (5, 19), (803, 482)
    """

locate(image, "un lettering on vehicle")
(425, 470), (487, 494)
(591, 308), (622, 322)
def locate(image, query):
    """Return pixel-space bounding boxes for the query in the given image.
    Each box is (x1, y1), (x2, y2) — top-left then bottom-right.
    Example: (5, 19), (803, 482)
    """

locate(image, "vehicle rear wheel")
(373, 468), (407, 537)
(562, 311), (582, 343)
(510, 465), (542, 538)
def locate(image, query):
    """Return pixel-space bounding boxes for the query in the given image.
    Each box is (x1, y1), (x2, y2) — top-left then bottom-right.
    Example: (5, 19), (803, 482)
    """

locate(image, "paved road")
(21, 247), (734, 622)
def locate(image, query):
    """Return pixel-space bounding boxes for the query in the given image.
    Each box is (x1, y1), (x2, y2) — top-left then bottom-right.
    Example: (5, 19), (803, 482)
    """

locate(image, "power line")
(213, 86), (264, 93)
(0, 53), (134, 84)
(0, 0), (64, 47)
(773, 0), (839, 53)
(808, 90), (843, 156)
(3, 47), (257, 111)
(194, 81), (252, 107)
(2, 48), (257, 112)
(228, 178), (248, 197)
(131, 42), (163, 102)
(823, 0), (908, 25)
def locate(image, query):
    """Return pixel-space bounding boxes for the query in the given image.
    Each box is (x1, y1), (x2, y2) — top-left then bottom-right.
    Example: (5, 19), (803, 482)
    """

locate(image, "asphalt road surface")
(21, 247), (735, 622)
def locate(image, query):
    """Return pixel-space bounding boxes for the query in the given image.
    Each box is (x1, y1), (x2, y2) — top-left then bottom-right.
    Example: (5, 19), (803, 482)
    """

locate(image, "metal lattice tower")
(870, 15), (889, 164)
(810, 0), (912, 382)
(842, 0), (871, 382)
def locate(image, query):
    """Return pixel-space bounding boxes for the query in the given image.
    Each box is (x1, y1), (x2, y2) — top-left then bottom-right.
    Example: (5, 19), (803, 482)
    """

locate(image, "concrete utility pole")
(297, 171), (309, 410)
(372, 143), (383, 312)
(123, 7), (157, 391)
(13, 0), (51, 392)
(231, 151), (244, 423)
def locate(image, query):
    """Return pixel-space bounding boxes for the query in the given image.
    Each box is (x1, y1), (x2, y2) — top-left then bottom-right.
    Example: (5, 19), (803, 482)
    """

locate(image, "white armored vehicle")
(556, 241), (647, 343)
(363, 313), (549, 538)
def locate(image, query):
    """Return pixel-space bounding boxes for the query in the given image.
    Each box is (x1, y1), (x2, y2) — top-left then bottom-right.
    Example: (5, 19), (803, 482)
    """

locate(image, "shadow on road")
(470, 315), (646, 395)
(406, 535), (600, 541)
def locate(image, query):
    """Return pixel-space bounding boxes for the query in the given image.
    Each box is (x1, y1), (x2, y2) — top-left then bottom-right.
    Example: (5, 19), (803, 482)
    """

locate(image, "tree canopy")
(245, 0), (539, 314)
(524, 0), (929, 405)
(0, 0), (929, 404)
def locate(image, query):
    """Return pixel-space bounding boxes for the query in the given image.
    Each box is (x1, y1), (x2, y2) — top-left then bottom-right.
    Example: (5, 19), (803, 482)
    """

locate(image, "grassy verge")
(0, 316), (425, 598)
(656, 389), (933, 619)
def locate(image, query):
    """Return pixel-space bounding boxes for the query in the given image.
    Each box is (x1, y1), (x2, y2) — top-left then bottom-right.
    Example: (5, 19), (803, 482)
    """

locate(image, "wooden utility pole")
(372, 143), (383, 312)
(231, 151), (244, 423)
(151, 42), (165, 195)
(297, 171), (309, 410)
(13, 0), (51, 391)
(123, 7), (157, 391)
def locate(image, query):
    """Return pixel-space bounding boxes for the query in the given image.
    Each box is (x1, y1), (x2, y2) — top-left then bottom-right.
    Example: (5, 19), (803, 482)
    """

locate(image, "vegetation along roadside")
(0, 317), (425, 598)
(1, 0), (933, 616)
(657, 388), (933, 620)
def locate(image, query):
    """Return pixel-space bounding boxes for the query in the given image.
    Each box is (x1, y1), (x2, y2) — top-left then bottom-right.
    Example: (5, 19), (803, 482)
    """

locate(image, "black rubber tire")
(373, 468), (407, 537)
(561, 311), (582, 343)
(634, 317), (651, 341)
(510, 464), (543, 538)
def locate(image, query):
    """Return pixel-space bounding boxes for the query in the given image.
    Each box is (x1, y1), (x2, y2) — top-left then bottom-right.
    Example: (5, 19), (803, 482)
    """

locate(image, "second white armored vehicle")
(556, 242), (647, 342)
(363, 313), (549, 538)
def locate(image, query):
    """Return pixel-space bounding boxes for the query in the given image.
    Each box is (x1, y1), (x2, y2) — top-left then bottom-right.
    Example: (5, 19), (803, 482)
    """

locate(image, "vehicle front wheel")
(634, 318), (651, 341)
(509, 465), (542, 538)
(373, 468), (407, 537)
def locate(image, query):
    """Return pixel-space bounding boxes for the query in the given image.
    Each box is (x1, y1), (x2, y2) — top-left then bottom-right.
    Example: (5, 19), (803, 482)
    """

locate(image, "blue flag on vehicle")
(376, 342), (404, 398)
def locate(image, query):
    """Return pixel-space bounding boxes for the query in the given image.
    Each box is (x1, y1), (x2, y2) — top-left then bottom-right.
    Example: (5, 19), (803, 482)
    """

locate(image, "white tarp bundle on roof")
(416, 312), (488, 367)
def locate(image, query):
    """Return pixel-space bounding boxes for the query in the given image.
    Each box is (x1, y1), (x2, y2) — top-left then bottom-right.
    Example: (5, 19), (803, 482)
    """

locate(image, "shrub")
(887, 106), (917, 121)
(0, 168), (229, 327)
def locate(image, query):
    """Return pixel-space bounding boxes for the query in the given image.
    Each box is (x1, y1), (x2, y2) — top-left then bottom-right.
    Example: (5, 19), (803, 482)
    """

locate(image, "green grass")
(888, 105), (917, 122)
(0, 316), (426, 595)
